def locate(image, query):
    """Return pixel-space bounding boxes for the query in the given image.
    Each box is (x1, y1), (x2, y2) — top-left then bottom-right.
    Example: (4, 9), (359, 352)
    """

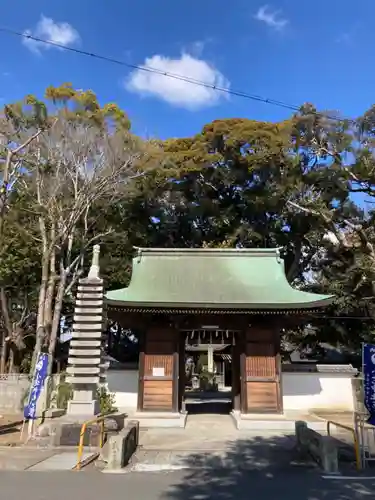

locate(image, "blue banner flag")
(24, 353), (49, 420)
(363, 343), (375, 426)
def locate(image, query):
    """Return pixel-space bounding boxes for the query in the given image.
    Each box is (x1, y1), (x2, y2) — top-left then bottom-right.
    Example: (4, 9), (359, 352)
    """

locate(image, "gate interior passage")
(182, 329), (238, 412)
(138, 325), (281, 414)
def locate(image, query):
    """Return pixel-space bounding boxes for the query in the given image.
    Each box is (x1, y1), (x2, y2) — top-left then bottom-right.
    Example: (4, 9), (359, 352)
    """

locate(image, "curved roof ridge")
(133, 247), (282, 258)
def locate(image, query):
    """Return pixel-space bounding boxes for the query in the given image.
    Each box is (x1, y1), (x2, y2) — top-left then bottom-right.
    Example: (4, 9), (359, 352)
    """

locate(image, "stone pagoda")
(66, 245), (104, 416)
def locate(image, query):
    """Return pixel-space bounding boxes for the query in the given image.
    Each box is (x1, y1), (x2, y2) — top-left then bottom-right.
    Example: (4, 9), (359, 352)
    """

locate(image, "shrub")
(54, 380), (73, 409)
(51, 377), (117, 414)
(96, 385), (117, 414)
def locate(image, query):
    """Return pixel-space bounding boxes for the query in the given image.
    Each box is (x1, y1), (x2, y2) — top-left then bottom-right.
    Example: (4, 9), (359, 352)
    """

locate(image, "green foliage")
(199, 370), (218, 392)
(51, 381), (117, 414)
(196, 353), (208, 374)
(54, 380), (73, 410)
(4, 81), (375, 367)
(19, 352), (33, 374)
(96, 386), (117, 414)
(44, 83), (131, 130)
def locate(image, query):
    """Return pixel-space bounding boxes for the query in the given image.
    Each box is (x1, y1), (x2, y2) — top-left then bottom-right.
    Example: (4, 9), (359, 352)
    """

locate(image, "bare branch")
(286, 199), (375, 258)
(10, 128), (44, 157)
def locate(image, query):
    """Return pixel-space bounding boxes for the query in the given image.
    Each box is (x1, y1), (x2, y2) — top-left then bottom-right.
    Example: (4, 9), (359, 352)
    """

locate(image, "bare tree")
(0, 101), (48, 372)
(30, 118), (147, 374)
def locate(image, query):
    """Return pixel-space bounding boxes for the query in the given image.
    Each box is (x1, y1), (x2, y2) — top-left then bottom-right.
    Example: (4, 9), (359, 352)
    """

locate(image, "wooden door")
(241, 327), (282, 413)
(139, 327), (179, 412)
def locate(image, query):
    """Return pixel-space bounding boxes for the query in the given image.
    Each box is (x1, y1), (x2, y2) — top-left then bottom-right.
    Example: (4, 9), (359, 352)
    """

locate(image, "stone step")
(69, 348), (102, 356)
(76, 293), (103, 300)
(74, 308), (103, 315)
(77, 285), (104, 292)
(66, 366), (101, 375)
(71, 331), (103, 338)
(72, 324), (103, 331)
(75, 300), (104, 307)
(66, 376), (100, 384)
(67, 357), (101, 365)
(74, 315), (103, 323)
(70, 340), (102, 347)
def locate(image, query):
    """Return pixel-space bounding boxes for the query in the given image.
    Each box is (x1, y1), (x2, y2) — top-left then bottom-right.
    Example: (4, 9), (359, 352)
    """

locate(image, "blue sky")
(1, 0), (374, 141)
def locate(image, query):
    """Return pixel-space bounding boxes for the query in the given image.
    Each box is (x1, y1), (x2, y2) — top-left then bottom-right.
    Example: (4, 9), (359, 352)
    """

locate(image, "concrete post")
(320, 436), (339, 474)
(103, 421), (139, 471)
(207, 345), (214, 373)
(295, 420), (308, 450)
(66, 245), (103, 416)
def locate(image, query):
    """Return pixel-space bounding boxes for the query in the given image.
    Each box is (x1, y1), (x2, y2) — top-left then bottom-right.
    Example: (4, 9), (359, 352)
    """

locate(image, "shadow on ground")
(185, 402), (232, 415)
(0, 420), (23, 435)
(161, 434), (375, 500)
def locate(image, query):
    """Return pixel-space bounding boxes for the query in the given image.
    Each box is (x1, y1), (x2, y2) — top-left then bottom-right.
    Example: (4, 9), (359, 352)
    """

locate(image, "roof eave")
(105, 296), (334, 310)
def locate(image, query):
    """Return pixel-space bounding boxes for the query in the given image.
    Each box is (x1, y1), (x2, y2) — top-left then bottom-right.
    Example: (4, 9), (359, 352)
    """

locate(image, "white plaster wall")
(282, 372), (355, 411)
(105, 369), (356, 412)
(106, 369), (139, 410)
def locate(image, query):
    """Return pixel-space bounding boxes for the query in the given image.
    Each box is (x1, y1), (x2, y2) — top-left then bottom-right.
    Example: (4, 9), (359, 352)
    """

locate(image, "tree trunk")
(0, 287), (11, 373)
(44, 226), (56, 348)
(32, 251), (50, 373)
(47, 271), (68, 377)
(8, 349), (14, 373)
(0, 332), (6, 374)
(44, 255), (56, 348)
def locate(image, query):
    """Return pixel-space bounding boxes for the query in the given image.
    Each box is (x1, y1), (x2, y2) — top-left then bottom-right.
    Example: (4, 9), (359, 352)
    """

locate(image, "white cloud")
(190, 41), (206, 57)
(23, 15), (80, 54)
(126, 53), (229, 110)
(336, 32), (352, 45)
(254, 5), (288, 31)
(336, 25), (359, 46)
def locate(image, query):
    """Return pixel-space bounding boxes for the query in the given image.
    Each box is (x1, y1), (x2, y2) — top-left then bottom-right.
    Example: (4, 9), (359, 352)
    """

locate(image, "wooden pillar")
(241, 325), (282, 414)
(138, 325), (179, 412)
(178, 332), (186, 412)
(231, 334), (241, 412)
(137, 330), (145, 411)
(172, 333), (180, 413)
(239, 333), (248, 413)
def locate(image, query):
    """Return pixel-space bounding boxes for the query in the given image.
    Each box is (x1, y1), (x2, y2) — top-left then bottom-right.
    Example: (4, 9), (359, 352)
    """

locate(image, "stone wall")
(0, 374), (63, 416)
(0, 374), (29, 414)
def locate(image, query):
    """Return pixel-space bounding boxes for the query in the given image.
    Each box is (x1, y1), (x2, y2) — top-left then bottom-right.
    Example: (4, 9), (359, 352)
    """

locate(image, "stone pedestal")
(67, 398), (100, 416)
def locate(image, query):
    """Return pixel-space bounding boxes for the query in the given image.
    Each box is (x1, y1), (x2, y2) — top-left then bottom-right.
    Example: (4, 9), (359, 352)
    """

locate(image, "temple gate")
(105, 247), (333, 419)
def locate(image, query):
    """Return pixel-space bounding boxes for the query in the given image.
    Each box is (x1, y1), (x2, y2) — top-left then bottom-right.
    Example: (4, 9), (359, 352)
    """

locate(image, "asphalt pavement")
(1, 469), (375, 500)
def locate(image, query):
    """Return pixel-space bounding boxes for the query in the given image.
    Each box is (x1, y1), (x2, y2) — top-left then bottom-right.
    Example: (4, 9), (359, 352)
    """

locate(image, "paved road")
(0, 470), (375, 500)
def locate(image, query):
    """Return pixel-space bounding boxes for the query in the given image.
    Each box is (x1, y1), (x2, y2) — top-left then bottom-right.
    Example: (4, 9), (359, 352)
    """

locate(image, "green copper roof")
(105, 248), (334, 310)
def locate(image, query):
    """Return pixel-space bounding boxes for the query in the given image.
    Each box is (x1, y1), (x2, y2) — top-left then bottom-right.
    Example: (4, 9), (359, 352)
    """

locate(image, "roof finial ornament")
(88, 244), (100, 279)
(133, 246), (143, 262)
(275, 247), (283, 263)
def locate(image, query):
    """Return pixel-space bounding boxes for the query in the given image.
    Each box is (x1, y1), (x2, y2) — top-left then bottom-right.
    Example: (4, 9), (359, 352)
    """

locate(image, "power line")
(0, 26), (354, 124)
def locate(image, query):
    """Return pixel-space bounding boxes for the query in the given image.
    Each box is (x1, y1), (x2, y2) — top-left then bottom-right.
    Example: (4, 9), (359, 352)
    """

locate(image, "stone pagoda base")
(67, 399), (100, 416)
